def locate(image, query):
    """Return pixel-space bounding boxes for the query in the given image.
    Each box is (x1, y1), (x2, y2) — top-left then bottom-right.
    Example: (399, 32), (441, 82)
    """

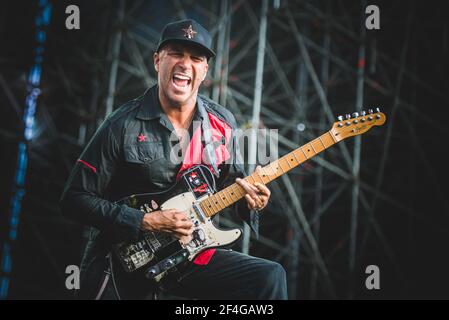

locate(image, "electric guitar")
(112, 109), (386, 282)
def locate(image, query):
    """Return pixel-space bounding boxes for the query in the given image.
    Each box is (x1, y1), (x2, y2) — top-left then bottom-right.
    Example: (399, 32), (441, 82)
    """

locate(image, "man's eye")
(192, 56), (203, 62)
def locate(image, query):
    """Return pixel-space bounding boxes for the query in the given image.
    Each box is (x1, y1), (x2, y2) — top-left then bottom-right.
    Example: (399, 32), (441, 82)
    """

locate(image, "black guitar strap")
(197, 97), (220, 178)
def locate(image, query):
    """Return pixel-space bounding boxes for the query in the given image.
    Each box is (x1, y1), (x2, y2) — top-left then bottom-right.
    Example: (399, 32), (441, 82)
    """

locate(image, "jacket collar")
(136, 85), (164, 121)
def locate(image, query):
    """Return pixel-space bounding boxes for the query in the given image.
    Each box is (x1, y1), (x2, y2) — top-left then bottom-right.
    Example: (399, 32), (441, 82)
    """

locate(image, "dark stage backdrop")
(0, 0), (448, 300)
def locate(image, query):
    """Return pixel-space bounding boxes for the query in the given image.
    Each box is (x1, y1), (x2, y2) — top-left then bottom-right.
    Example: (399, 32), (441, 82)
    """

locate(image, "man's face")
(154, 42), (209, 108)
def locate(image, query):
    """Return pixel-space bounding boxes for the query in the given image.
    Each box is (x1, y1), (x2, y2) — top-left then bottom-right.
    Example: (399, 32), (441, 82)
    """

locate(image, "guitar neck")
(199, 130), (338, 218)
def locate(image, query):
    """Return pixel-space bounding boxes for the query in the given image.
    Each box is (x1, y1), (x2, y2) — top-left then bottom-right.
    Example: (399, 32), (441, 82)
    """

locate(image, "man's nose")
(176, 55), (191, 69)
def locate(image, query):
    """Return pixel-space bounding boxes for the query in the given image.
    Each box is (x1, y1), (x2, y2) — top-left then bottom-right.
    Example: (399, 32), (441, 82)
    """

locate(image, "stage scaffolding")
(2, 0), (448, 299)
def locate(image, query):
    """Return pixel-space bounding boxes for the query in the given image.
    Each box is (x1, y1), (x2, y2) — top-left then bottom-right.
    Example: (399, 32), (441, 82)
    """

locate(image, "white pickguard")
(161, 191), (242, 259)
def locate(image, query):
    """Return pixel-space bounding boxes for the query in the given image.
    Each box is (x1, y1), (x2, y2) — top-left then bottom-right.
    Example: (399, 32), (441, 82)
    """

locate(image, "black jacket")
(60, 85), (258, 298)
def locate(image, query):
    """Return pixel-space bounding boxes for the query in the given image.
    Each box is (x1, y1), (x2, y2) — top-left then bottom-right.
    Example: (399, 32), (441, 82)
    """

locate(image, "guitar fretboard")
(199, 131), (337, 217)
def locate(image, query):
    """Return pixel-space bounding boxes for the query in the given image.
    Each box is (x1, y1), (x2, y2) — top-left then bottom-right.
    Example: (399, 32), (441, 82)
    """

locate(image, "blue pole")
(0, 0), (52, 299)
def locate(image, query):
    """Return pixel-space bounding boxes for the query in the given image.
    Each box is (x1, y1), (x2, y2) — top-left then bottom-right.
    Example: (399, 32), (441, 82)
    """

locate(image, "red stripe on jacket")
(77, 159), (97, 173)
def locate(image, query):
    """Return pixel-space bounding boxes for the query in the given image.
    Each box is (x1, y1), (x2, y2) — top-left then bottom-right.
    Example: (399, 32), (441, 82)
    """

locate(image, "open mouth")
(172, 73), (191, 88)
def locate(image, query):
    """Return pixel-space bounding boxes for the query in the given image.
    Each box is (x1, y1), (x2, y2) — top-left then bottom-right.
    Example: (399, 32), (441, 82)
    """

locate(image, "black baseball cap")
(156, 19), (215, 59)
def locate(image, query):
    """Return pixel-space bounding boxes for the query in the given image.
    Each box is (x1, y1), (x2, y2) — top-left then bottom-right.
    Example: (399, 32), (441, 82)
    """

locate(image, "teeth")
(173, 73), (191, 80)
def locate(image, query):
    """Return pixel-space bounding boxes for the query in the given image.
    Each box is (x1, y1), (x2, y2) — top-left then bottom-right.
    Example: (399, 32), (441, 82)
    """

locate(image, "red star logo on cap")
(182, 25), (197, 39)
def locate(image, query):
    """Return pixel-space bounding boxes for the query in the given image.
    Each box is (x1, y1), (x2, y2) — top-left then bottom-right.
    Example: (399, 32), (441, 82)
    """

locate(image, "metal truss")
(2, 0), (447, 299)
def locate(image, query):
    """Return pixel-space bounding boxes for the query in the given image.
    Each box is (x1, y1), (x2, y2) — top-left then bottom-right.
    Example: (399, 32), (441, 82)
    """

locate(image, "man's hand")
(236, 165), (271, 211)
(141, 209), (193, 242)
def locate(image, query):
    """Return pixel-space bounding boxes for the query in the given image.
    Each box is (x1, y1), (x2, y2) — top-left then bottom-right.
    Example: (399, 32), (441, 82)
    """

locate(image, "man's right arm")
(59, 119), (145, 242)
(60, 119), (193, 242)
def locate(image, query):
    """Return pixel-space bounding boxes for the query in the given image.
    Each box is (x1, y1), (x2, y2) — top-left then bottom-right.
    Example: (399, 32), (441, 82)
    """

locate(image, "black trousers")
(158, 249), (288, 300)
(100, 249), (288, 300)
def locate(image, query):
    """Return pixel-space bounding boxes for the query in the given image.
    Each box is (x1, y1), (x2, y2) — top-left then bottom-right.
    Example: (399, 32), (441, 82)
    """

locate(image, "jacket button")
(144, 157), (149, 161)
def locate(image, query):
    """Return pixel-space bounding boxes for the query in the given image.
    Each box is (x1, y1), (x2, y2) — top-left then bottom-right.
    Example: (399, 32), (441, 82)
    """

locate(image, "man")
(60, 19), (287, 300)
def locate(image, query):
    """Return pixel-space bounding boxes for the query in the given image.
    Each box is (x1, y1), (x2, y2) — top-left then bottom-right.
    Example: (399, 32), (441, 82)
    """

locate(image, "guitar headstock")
(331, 108), (386, 142)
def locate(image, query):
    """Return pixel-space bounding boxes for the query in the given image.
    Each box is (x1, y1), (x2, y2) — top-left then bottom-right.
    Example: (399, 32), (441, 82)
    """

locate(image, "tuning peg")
(337, 115), (343, 121)
(368, 109), (373, 114)
(345, 114), (351, 120)
(361, 110), (366, 116)
(352, 112), (359, 118)
(375, 108), (382, 119)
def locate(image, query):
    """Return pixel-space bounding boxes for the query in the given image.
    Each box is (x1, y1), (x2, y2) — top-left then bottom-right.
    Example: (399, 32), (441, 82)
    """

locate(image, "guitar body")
(112, 165), (242, 283)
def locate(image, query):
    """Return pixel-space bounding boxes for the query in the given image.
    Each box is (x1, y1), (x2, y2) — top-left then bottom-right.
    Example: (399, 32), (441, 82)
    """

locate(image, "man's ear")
(202, 64), (208, 81)
(154, 52), (160, 72)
